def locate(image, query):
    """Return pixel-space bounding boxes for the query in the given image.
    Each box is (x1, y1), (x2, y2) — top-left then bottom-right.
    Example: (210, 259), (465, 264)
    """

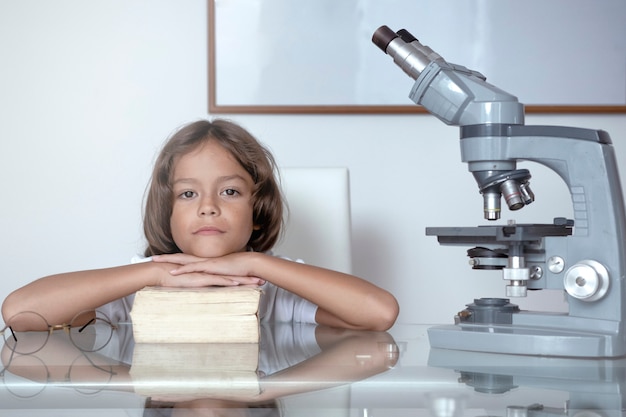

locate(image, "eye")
(221, 188), (240, 197)
(179, 190), (196, 199)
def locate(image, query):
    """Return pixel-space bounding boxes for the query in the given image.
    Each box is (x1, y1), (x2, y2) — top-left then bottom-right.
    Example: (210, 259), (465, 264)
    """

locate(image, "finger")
(200, 275), (263, 286)
(152, 253), (204, 265)
(230, 276), (265, 286)
(163, 274), (263, 288)
(174, 278), (241, 287)
(185, 273), (263, 286)
(161, 273), (238, 287)
(169, 262), (221, 275)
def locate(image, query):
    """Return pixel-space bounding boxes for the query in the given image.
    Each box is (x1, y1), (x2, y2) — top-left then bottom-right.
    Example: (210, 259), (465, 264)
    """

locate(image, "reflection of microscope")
(429, 348), (626, 415)
(372, 26), (626, 357)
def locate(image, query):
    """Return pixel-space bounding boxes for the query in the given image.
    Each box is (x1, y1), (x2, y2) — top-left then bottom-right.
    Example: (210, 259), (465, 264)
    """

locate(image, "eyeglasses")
(1, 310), (117, 354)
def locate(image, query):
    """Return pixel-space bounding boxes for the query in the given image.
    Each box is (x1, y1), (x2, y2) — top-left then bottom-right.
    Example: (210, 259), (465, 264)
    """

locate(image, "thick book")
(130, 342), (260, 398)
(130, 286), (262, 343)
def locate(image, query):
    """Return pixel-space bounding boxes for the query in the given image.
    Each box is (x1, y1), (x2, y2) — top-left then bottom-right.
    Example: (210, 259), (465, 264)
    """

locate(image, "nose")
(198, 195), (220, 216)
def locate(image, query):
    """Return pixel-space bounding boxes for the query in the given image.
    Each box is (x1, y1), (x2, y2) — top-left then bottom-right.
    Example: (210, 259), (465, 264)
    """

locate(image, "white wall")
(1, 0), (625, 325)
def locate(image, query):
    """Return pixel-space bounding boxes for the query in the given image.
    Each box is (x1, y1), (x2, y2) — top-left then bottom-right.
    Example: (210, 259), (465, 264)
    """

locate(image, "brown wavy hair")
(142, 119), (284, 256)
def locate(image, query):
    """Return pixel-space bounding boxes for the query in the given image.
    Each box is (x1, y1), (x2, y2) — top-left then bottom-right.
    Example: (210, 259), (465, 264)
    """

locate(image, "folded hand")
(152, 252), (265, 287)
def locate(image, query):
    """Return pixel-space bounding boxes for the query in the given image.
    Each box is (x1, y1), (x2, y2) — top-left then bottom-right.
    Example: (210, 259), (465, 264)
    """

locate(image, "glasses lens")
(2, 312), (49, 355)
(68, 311), (114, 352)
(3, 354), (48, 398)
(68, 353), (116, 394)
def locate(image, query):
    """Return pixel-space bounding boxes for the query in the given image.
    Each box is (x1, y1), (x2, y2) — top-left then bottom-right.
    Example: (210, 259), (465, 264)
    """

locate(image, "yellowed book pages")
(131, 286), (262, 316)
(131, 342), (259, 371)
(131, 313), (260, 343)
(132, 371), (261, 398)
(130, 342), (261, 398)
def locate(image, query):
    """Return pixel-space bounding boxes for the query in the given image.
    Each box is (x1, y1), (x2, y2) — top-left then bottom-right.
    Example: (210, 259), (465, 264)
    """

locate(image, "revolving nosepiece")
(475, 169), (535, 221)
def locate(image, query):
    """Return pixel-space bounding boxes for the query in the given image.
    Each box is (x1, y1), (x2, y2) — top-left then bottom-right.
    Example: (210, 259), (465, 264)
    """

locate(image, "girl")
(1, 119), (399, 332)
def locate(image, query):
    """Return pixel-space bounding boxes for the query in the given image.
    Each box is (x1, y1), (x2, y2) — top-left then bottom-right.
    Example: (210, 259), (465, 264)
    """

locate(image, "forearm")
(253, 328), (397, 401)
(250, 254), (399, 331)
(1, 262), (162, 328)
(151, 252), (400, 331)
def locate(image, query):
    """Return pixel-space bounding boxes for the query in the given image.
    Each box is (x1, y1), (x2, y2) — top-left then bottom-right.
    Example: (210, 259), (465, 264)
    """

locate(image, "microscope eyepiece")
(372, 25), (398, 53)
(396, 29), (418, 44)
(372, 25), (445, 80)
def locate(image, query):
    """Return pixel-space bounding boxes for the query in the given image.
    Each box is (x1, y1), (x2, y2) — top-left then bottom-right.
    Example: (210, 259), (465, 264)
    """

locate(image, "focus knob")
(564, 260), (609, 302)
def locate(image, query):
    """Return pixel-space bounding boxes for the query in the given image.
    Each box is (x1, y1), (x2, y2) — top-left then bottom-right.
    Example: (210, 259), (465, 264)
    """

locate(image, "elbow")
(2, 289), (33, 326)
(1, 291), (19, 324)
(368, 292), (400, 331)
(2, 290), (49, 332)
(317, 291), (399, 331)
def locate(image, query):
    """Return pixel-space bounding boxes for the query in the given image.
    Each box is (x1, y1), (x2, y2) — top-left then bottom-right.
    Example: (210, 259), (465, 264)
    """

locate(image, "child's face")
(169, 141), (256, 258)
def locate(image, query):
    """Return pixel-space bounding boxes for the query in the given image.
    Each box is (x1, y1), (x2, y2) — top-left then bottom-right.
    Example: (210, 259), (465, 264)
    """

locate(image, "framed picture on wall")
(208, 0), (626, 114)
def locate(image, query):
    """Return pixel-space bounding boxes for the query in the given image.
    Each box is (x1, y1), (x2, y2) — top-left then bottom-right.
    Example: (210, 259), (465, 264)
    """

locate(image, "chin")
(187, 247), (246, 259)
(190, 251), (229, 259)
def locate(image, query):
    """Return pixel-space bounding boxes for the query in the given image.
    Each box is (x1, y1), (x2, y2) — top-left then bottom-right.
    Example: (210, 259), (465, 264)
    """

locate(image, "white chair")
(273, 167), (353, 274)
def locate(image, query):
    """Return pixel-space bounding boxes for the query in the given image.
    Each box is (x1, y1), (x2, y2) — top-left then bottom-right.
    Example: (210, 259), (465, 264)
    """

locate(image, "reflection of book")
(130, 343), (260, 397)
(130, 286), (262, 343)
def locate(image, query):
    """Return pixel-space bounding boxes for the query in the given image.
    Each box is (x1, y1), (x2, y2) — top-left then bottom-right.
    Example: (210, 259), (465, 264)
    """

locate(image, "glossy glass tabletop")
(2, 323), (624, 415)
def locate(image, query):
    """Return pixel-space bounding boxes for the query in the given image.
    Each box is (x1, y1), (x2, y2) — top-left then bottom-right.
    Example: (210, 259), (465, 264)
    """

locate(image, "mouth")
(193, 226), (224, 235)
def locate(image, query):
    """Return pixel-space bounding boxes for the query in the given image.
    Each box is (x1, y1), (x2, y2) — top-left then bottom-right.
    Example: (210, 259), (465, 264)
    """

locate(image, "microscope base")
(428, 322), (626, 358)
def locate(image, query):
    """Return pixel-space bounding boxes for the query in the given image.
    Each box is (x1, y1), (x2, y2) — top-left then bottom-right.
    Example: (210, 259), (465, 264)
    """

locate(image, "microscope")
(372, 26), (626, 357)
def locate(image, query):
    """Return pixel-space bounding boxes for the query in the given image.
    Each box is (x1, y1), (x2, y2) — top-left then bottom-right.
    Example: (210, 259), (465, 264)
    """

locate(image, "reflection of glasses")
(1, 310), (117, 354)
(1, 346), (117, 398)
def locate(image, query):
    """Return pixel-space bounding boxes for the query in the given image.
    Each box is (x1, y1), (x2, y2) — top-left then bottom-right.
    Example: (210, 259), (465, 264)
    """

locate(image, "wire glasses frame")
(1, 310), (117, 354)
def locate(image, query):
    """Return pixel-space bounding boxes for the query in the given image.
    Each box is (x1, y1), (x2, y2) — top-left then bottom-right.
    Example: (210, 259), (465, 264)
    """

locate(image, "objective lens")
(500, 180), (524, 210)
(519, 182), (535, 205)
(483, 192), (501, 220)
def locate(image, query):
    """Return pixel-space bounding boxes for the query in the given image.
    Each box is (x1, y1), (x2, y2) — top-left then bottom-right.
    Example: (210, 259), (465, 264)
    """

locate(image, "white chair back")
(273, 167), (352, 274)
